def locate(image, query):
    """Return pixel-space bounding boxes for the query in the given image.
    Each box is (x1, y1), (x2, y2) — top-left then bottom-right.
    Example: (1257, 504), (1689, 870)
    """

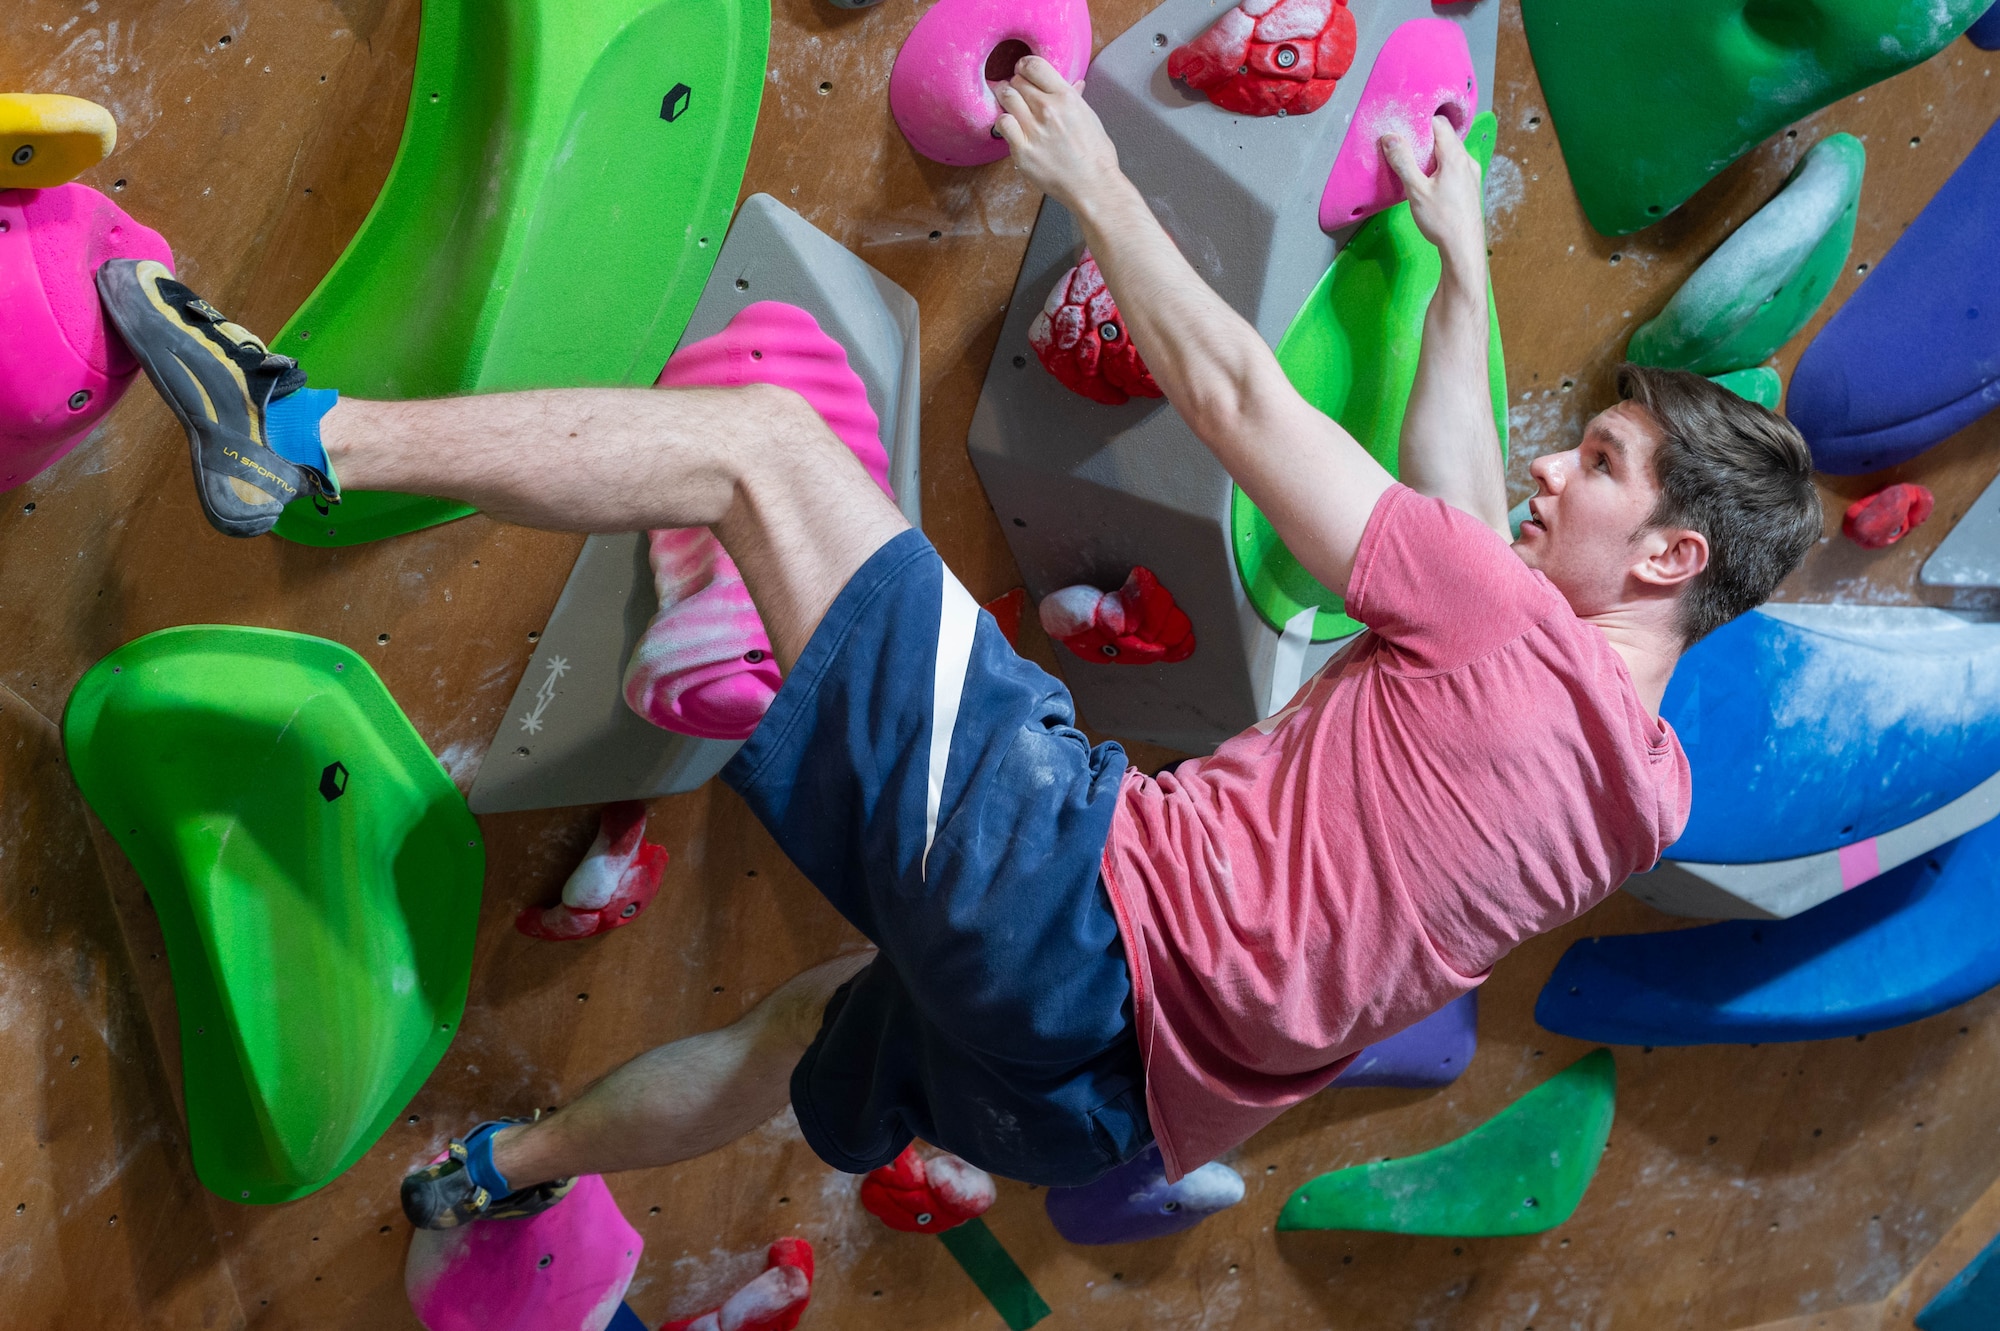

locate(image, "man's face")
(1512, 402), (1673, 616)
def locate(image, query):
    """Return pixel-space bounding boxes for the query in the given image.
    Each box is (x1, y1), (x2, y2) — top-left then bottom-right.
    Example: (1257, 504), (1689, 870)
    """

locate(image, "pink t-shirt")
(1099, 485), (1691, 1179)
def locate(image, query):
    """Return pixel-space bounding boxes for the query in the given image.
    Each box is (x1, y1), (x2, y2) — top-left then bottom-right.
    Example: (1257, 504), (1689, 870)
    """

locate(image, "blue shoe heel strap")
(461, 1119), (516, 1197)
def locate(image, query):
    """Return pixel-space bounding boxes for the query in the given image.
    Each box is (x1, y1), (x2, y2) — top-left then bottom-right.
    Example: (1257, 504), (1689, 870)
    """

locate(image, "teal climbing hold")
(1276, 1049), (1615, 1236)
(1710, 367), (1783, 410)
(270, 0), (769, 547)
(1628, 134), (1865, 375)
(1918, 1228), (2000, 1330)
(1522, 0), (1980, 235)
(62, 627), (484, 1203)
(1232, 111), (1507, 643)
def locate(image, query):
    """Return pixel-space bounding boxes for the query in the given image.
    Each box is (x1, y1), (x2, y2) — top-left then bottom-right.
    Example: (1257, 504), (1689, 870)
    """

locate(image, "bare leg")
(320, 386), (908, 670)
(487, 952), (872, 1183)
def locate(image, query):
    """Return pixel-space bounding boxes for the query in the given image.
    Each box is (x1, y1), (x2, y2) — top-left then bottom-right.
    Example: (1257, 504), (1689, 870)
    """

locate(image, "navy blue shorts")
(721, 529), (1152, 1187)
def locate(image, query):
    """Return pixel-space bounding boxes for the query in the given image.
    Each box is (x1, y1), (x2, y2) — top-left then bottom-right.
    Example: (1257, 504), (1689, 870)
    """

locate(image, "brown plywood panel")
(7, 0), (2000, 1328)
(0, 684), (243, 1330)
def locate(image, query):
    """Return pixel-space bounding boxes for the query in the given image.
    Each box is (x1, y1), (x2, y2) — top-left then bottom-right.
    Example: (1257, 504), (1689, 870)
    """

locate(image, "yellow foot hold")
(0, 93), (117, 189)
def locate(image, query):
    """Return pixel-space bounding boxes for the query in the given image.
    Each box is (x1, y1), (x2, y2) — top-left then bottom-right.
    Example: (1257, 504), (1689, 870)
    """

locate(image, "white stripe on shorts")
(924, 571), (982, 876)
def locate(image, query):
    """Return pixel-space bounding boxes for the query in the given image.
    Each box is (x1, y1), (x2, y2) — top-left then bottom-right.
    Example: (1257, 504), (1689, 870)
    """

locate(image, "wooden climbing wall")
(3, 1), (2000, 1329)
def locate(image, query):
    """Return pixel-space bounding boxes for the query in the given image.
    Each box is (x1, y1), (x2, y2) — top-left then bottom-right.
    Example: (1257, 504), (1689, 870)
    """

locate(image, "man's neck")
(1581, 608), (1683, 719)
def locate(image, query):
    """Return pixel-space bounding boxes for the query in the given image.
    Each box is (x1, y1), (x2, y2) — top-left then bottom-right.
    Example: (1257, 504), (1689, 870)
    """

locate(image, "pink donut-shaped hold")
(0, 183), (172, 490)
(1317, 18), (1478, 232)
(889, 0), (1092, 167)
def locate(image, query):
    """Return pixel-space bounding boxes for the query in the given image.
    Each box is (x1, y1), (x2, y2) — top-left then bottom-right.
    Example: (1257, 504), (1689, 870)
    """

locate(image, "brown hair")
(1617, 364), (1822, 644)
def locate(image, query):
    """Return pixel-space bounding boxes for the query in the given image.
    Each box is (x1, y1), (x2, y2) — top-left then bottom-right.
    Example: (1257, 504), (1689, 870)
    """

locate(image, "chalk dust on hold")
(1483, 153), (1525, 240)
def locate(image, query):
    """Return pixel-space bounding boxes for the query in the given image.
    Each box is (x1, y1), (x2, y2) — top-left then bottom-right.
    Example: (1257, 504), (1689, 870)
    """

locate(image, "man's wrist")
(1067, 171), (1145, 233)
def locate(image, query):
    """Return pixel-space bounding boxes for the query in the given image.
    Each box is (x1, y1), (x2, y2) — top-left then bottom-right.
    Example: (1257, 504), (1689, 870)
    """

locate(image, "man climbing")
(97, 56), (1820, 1230)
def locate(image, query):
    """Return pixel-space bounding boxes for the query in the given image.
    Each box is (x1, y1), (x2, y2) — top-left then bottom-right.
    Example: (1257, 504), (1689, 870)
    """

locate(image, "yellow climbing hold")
(0, 94), (117, 189)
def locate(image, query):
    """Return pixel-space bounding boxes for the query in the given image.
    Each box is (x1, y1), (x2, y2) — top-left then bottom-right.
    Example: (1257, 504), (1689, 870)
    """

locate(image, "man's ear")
(1634, 526), (1708, 590)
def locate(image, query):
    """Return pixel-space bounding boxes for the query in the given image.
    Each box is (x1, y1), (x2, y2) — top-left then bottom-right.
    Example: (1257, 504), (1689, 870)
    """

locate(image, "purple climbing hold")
(1331, 991), (1477, 1089)
(1787, 116), (2000, 473)
(406, 1173), (642, 1331)
(1044, 1144), (1244, 1245)
(1970, 1), (2000, 49)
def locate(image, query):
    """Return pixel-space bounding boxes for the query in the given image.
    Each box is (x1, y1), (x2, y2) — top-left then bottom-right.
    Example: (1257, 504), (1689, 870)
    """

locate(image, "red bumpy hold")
(515, 801), (670, 941)
(1028, 253), (1162, 406)
(859, 1144), (998, 1235)
(660, 1238), (815, 1331)
(1842, 483), (1935, 549)
(1039, 567), (1197, 665)
(1167, 0), (1358, 118)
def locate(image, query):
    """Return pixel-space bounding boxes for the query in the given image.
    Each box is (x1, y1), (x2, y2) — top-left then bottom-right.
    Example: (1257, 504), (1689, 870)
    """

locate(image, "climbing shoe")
(95, 259), (338, 538)
(400, 1117), (577, 1230)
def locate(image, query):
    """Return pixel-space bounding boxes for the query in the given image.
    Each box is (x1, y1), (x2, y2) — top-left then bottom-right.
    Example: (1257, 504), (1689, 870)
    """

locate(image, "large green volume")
(272, 0), (770, 546)
(1232, 111), (1508, 643)
(1522, 0), (1979, 236)
(1277, 1048), (1616, 1236)
(62, 627), (485, 1202)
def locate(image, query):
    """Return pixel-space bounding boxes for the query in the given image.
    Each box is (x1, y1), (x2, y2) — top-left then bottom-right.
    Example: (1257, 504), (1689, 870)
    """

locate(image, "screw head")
(1275, 45), (1298, 69)
(11, 145), (33, 166)
(67, 390), (92, 411)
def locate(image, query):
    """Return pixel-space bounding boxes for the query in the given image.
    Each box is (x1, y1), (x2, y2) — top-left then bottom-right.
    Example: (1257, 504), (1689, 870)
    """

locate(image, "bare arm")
(996, 58), (1392, 598)
(1384, 122), (1509, 536)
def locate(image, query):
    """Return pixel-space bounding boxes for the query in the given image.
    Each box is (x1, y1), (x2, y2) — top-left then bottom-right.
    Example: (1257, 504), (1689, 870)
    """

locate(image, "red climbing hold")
(662, 1238), (814, 1331)
(1842, 483), (1935, 549)
(982, 587), (1028, 650)
(1039, 567), (1197, 665)
(1028, 253), (1162, 406)
(515, 801), (669, 941)
(859, 1144), (998, 1235)
(1167, 0), (1358, 118)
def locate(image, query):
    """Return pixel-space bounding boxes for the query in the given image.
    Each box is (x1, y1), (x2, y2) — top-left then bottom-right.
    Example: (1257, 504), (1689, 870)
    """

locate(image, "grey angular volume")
(467, 194), (923, 813)
(967, 0), (1500, 751)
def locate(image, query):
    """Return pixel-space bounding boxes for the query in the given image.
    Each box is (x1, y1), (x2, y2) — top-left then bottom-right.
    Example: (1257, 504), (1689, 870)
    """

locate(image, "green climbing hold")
(1629, 134), (1865, 375)
(1232, 111), (1508, 643)
(271, 0), (769, 547)
(1276, 1048), (1616, 1236)
(1522, 0), (1978, 236)
(1709, 366), (1784, 410)
(62, 627), (484, 1203)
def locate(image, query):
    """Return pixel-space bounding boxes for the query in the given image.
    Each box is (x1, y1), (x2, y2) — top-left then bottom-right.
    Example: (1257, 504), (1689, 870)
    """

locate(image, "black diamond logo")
(661, 82), (692, 122)
(319, 761), (349, 802)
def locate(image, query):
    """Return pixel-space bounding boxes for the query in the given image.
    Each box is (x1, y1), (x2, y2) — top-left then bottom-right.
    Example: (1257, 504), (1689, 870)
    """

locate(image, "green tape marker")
(937, 1218), (1051, 1330)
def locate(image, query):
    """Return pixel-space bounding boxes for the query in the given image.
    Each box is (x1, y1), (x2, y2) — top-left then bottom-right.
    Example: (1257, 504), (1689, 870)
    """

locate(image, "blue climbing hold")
(1969, 1), (2000, 49)
(1044, 1144), (1244, 1245)
(1918, 1227), (2000, 1330)
(1332, 992), (1476, 1089)
(1788, 116), (2000, 473)
(1662, 604), (2000, 864)
(1535, 814), (2000, 1046)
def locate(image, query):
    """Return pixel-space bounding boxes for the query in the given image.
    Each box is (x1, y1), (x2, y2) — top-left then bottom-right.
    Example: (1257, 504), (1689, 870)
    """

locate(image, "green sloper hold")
(1276, 1048), (1616, 1236)
(1629, 134), (1865, 375)
(1522, 0), (1978, 237)
(271, 0), (770, 547)
(62, 627), (484, 1203)
(1710, 366), (1784, 410)
(1232, 112), (1507, 643)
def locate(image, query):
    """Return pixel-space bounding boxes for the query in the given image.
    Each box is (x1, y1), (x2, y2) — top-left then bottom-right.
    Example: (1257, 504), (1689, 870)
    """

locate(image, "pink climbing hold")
(859, 1144), (998, 1235)
(0, 182), (172, 491)
(625, 301), (895, 741)
(1167, 0), (1359, 119)
(1316, 17), (1479, 233)
(516, 801), (669, 942)
(1028, 252), (1162, 406)
(1039, 567), (1196, 665)
(1842, 483), (1934, 549)
(405, 1173), (642, 1331)
(662, 1238), (815, 1331)
(889, 0), (1091, 167)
